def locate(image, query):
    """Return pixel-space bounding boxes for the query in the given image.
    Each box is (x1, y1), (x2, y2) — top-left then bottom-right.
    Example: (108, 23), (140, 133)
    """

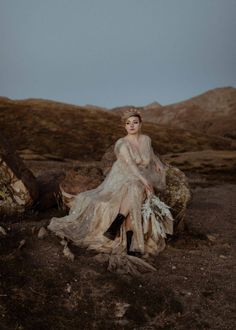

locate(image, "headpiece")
(121, 108), (142, 123)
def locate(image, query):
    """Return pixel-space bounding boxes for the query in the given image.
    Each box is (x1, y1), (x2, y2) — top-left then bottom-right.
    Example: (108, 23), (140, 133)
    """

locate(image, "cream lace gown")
(48, 135), (173, 273)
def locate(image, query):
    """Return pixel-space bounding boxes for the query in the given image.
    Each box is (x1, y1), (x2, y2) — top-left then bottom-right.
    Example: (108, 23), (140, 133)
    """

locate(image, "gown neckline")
(123, 135), (145, 164)
(123, 135), (144, 154)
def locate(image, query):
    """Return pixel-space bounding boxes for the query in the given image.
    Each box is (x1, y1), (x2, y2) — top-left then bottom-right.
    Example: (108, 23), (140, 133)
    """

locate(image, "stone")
(59, 168), (103, 209)
(206, 234), (217, 242)
(0, 226), (7, 236)
(159, 165), (192, 233)
(38, 227), (48, 239)
(0, 133), (38, 216)
(18, 239), (26, 250)
(63, 245), (75, 261)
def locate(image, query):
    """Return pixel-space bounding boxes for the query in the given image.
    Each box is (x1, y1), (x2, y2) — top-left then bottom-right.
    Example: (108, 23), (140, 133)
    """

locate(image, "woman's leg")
(103, 213), (126, 240)
(104, 181), (146, 246)
(127, 182), (147, 254)
(119, 183), (146, 231)
(122, 182), (147, 256)
(119, 198), (132, 230)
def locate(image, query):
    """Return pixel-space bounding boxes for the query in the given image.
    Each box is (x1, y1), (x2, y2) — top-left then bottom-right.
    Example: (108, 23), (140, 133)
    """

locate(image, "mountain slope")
(111, 87), (236, 138)
(0, 93), (234, 161)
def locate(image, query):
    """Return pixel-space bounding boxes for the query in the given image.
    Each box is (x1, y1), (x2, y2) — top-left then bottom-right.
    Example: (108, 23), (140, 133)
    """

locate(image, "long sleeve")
(147, 137), (166, 170)
(144, 136), (167, 190)
(150, 147), (166, 170)
(115, 139), (145, 182)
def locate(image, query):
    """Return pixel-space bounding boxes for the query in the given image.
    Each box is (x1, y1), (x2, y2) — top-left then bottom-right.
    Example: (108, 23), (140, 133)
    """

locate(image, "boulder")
(159, 165), (191, 233)
(0, 134), (39, 216)
(58, 167), (103, 209)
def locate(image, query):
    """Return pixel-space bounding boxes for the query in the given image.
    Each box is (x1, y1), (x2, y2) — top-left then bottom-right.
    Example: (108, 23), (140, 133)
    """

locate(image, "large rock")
(159, 165), (191, 233)
(0, 134), (39, 216)
(58, 167), (103, 210)
(101, 144), (191, 233)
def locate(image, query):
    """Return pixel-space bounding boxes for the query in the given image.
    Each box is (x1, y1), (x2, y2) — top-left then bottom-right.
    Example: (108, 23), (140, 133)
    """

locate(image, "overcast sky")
(0, 0), (235, 108)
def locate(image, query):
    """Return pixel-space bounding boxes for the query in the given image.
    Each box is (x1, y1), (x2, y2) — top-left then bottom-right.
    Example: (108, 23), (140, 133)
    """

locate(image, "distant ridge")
(0, 96), (110, 113)
(110, 87), (236, 139)
(0, 86), (235, 161)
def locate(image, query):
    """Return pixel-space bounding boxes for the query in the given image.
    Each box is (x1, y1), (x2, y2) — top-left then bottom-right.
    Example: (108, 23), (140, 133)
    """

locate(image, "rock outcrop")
(58, 167), (103, 209)
(0, 134), (38, 216)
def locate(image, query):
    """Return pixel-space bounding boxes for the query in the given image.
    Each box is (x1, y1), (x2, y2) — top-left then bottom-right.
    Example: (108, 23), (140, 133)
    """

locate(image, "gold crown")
(121, 108), (142, 122)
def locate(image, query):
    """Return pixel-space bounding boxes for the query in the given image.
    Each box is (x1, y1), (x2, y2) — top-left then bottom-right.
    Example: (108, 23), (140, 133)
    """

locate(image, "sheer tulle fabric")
(48, 135), (173, 273)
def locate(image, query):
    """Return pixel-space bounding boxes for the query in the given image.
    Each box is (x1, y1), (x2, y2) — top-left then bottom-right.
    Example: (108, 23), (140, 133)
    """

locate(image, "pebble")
(222, 243), (231, 249)
(65, 283), (72, 293)
(38, 227), (48, 239)
(0, 226), (7, 236)
(63, 245), (75, 261)
(206, 234), (217, 242)
(115, 302), (130, 318)
(219, 255), (227, 259)
(18, 239), (26, 249)
(180, 290), (192, 296)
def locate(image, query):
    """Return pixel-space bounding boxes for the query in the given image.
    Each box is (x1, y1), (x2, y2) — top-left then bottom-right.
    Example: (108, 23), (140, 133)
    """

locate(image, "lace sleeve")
(115, 139), (145, 181)
(147, 136), (166, 170)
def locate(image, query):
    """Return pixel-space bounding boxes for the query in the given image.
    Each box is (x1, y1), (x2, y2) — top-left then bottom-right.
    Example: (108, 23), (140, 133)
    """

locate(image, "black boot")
(126, 230), (142, 257)
(126, 230), (133, 254)
(166, 233), (177, 242)
(103, 213), (126, 240)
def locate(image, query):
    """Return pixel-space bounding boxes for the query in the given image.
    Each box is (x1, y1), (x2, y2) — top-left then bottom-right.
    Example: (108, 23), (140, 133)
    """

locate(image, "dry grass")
(0, 98), (234, 162)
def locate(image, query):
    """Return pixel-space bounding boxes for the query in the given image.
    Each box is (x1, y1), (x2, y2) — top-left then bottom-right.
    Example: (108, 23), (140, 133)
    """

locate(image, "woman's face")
(125, 116), (142, 135)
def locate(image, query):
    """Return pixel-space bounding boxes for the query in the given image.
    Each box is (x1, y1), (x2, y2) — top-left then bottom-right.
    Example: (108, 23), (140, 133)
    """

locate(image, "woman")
(48, 109), (173, 272)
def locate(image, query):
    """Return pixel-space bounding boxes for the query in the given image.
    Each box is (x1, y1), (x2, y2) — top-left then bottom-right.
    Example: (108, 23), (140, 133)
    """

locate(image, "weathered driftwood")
(0, 134), (39, 215)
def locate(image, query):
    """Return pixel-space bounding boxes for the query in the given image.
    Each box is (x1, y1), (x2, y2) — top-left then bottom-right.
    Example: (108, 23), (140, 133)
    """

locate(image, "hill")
(111, 87), (236, 139)
(0, 93), (234, 161)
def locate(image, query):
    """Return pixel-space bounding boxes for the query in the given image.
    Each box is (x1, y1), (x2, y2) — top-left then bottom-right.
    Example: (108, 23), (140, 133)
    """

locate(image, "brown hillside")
(111, 87), (236, 139)
(0, 98), (118, 161)
(0, 96), (234, 161)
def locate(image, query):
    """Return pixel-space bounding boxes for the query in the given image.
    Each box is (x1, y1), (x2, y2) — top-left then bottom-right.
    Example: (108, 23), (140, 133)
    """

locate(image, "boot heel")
(126, 230), (142, 257)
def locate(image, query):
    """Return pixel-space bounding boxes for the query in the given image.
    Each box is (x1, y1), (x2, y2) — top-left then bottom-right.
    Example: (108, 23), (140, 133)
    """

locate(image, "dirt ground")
(0, 177), (236, 329)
